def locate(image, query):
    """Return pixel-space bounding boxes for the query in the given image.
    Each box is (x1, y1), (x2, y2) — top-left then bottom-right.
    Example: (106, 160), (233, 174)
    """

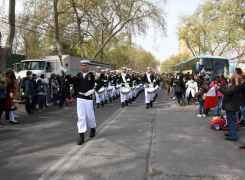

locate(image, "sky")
(134, 0), (201, 62)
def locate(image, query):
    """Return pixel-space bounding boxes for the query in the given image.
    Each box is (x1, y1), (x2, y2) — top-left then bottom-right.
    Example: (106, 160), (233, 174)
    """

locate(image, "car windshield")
(21, 61), (45, 70)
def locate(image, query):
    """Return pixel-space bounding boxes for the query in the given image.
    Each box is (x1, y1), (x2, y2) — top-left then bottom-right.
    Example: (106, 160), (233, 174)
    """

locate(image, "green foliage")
(160, 53), (191, 73)
(177, 0), (245, 57)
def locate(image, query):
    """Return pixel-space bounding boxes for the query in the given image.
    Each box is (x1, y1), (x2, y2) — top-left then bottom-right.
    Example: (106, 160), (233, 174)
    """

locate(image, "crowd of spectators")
(161, 65), (245, 151)
(0, 69), (73, 126)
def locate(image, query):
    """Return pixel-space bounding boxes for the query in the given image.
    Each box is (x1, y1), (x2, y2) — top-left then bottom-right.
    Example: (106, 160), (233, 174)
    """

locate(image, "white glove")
(153, 79), (156, 83)
(144, 85), (147, 88)
(85, 89), (95, 96)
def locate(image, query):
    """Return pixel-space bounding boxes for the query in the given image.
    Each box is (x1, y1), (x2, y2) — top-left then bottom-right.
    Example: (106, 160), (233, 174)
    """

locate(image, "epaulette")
(93, 72), (99, 80)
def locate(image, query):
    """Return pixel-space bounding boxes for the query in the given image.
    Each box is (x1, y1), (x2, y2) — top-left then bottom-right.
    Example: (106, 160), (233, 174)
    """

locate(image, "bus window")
(214, 58), (229, 75)
(200, 58), (214, 69)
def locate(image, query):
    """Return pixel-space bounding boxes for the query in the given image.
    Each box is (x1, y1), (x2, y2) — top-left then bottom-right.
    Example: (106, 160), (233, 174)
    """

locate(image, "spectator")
(58, 70), (70, 107)
(185, 75), (198, 106)
(4, 68), (13, 121)
(209, 75), (223, 117)
(214, 75), (241, 141)
(0, 77), (5, 126)
(32, 74), (38, 111)
(174, 73), (185, 106)
(5, 82), (19, 123)
(51, 74), (59, 105)
(36, 80), (45, 112)
(197, 80), (209, 117)
(39, 74), (49, 108)
(24, 74), (35, 114)
(234, 74), (245, 150)
(171, 74), (177, 100)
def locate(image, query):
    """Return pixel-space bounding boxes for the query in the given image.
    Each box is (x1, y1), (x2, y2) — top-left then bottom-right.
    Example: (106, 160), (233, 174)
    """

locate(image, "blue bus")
(174, 55), (229, 76)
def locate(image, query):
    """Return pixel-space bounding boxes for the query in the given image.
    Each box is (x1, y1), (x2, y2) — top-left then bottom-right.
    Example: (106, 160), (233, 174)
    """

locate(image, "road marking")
(39, 107), (126, 180)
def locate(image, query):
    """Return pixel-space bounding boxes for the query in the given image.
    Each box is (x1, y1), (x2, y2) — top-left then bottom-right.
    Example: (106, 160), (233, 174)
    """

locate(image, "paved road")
(0, 90), (244, 180)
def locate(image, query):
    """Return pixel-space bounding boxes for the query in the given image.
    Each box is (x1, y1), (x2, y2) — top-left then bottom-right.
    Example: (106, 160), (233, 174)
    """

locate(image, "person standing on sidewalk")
(68, 59), (103, 145)
(0, 77), (5, 126)
(24, 74), (35, 114)
(214, 75), (240, 141)
(234, 74), (245, 150)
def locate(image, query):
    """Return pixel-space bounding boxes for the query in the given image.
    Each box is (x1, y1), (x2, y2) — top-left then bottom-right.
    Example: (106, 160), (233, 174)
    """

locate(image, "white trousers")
(129, 89), (133, 99)
(104, 88), (108, 100)
(95, 91), (104, 103)
(144, 87), (151, 103)
(77, 98), (96, 133)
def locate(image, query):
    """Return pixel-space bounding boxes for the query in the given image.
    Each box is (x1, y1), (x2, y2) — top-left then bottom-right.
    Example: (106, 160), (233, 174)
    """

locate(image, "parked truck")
(14, 55), (115, 101)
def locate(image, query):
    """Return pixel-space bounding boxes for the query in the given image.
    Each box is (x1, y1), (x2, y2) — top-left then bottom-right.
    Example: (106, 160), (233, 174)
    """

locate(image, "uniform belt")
(78, 92), (86, 96)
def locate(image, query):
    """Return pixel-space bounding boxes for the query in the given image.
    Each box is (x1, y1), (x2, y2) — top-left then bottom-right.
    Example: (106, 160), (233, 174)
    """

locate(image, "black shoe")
(96, 103), (100, 108)
(10, 121), (19, 124)
(113, 96), (115, 100)
(225, 137), (237, 141)
(150, 101), (153, 107)
(77, 133), (84, 145)
(109, 97), (112, 102)
(125, 100), (128, 106)
(129, 99), (132, 104)
(89, 128), (96, 138)
(105, 100), (107, 104)
(146, 103), (149, 109)
(224, 133), (229, 137)
(121, 102), (125, 108)
(101, 101), (104, 107)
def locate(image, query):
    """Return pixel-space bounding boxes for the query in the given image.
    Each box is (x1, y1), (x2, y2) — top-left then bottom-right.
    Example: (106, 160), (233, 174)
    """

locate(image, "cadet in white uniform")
(143, 67), (155, 109)
(68, 60), (103, 145)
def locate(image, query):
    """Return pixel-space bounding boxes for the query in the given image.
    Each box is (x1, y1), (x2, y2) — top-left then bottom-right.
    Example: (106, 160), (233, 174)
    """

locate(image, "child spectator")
(5, 82), (18, 124)
(36, 80), (45, 112)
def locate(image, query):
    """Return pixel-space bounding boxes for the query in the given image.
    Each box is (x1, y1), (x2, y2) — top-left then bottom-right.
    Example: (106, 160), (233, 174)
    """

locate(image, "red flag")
(203, 87), (218, 109)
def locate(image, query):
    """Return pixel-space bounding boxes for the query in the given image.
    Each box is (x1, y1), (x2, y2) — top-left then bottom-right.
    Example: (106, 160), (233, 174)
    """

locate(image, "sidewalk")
(148, 90), (245, 180)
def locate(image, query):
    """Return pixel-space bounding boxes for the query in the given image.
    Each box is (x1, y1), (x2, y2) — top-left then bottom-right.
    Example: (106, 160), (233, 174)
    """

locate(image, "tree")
(0, 0), (15, 73)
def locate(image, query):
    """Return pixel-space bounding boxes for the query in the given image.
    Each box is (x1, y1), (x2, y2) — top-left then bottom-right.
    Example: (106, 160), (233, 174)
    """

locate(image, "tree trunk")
(0, 0), (15, 73)
(53, 0), (63, 54)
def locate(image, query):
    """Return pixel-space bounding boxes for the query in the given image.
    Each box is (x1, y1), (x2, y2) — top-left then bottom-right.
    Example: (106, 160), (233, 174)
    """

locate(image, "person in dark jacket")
(234, 74), (245, 150)
(25, 75), (35, 114)
(214, 75), (240, 141)
(174, 73), (185, 106)
(0, 77), (5, 126)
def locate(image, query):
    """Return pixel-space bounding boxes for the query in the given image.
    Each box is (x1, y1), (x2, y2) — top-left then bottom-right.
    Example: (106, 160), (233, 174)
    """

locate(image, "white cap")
(105, 69), (109, 71)
(122, 67), (127, 70)
(80, 59), (90, 64)
(110, 70), (114, 73)
(146, 67), (152, 70)
(96, 66), (101, 69)
(102, 70), (105, 72)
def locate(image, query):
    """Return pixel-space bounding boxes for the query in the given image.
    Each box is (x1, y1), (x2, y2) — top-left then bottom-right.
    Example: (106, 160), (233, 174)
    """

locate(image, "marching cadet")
(103, 69), (110, 104)
(118, 67), (132, 107)
(116, 70), (121, 98)
(68, 59), (103, 145)
(109, 70), (117, 100)
(94, 66), (105, 108)
(127, 69), (134, 104)
(143, 67), (155, 109)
